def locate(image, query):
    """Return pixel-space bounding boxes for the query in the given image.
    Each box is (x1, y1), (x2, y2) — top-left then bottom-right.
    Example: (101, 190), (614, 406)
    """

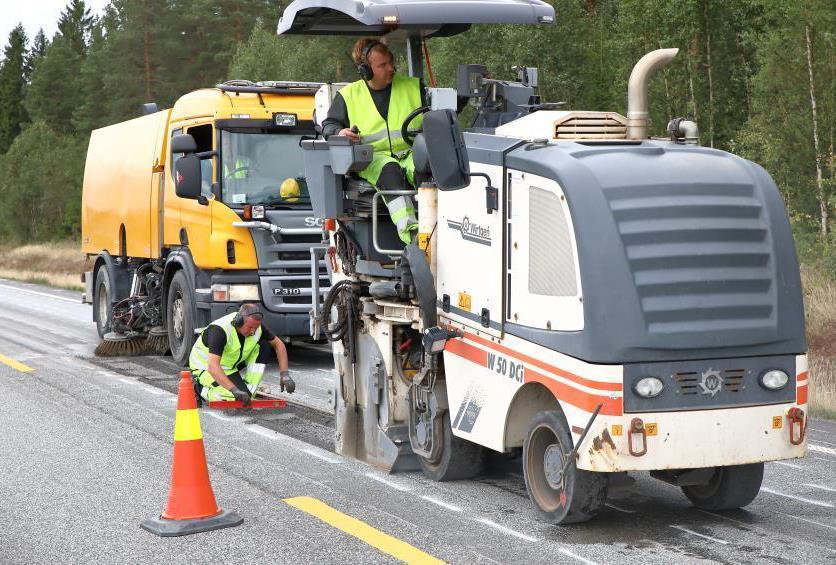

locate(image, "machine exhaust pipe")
(626, 48), (679, 140)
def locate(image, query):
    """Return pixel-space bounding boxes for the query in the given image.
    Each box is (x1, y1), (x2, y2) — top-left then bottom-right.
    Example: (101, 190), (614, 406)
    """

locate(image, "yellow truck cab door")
(173, 123), (216, 266)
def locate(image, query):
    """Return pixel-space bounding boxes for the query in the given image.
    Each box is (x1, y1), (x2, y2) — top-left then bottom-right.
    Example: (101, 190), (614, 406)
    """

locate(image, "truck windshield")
(219, 130), (311, 207)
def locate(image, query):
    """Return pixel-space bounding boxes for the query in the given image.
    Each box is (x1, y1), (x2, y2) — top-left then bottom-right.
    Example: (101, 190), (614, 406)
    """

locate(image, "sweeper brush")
(145, 326), (170, 355)
(94, 332), (148, 357)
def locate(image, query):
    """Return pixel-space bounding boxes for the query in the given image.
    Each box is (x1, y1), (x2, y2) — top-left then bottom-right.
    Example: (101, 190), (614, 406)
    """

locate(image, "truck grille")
(674, 368), (747, 395)
(605, 182), (774, 336)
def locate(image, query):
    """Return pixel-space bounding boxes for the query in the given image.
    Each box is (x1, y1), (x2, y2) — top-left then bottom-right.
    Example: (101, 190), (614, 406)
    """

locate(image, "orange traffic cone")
(141, 370), (243, 536)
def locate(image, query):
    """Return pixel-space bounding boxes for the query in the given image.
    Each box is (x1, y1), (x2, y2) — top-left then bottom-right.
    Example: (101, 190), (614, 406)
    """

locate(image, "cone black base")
(140, 509), (243, 537)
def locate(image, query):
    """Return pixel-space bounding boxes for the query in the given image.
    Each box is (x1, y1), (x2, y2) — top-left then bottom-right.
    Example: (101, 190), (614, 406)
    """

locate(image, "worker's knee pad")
(376, 162), (408, 191)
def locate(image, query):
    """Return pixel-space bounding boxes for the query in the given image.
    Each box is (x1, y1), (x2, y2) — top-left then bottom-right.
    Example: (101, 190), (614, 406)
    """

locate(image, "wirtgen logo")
(447, 216), (492, 246)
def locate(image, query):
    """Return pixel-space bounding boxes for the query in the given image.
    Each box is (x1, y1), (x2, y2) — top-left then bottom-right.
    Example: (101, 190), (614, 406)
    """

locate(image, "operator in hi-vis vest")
(322, 38), (426, 244)
(189, 304), (295, 404)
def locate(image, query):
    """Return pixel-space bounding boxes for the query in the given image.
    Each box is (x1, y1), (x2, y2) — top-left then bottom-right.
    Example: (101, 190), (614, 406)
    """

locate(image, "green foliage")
(0, 25), (30, 153)
(0, 0), (833, 244)
(0, 121), (86, 242)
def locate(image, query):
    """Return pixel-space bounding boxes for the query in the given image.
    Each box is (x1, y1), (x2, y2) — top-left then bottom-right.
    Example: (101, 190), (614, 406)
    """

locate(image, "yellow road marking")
(0, 353), (33, 373)
(284, 496), (445, 564)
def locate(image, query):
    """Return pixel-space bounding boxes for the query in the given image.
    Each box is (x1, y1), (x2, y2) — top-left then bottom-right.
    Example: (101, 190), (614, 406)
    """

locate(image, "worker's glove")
(280, 371), (296, 394)
(231, 387), (251, 406)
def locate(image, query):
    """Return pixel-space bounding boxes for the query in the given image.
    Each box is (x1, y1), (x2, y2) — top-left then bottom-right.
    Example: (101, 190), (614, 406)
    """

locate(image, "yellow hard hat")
(280, 178), (300, 202)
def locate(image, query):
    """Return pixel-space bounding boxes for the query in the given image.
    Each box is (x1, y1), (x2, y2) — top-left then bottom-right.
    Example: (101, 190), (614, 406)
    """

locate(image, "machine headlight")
(759, 369), (789, 390)
(273, 112), (297, 127)
(211, 284), (260, 302)
(634, 377), (664, 398)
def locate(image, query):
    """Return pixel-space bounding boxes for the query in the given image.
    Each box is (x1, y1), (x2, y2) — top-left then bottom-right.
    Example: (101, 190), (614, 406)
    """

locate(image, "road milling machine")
(281, 0), (809, 523)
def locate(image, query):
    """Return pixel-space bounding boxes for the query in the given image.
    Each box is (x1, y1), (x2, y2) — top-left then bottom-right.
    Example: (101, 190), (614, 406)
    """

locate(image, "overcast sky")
(0, 1), (110, 50)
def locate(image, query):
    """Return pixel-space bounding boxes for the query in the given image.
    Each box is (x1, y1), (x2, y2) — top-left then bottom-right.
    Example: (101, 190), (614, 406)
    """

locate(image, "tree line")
(0, 0), (833, 265)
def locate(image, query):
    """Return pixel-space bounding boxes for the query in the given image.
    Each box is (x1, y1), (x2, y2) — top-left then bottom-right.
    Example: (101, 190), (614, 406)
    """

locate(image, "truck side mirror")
(175, 154), (202, 200)
(423, 109), (470, 191)
(171, 133), (197, 154)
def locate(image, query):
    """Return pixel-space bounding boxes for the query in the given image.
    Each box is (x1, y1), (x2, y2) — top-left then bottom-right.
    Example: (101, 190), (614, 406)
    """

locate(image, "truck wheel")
(94, 266), (112, 339)
(166, 270), (195, 367)
(418, 412), (485, 481)
(681, 463), (764, 510)
(523, 410), (607, 524)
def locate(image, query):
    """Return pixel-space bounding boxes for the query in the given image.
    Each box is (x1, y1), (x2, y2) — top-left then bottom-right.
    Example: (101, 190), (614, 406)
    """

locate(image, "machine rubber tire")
(681, 463), (764, 510)
(166, 270), (195, 367)
(523, 410), (607, 524)
(418, 412), (485, 481)
(94, 266), (112, 339)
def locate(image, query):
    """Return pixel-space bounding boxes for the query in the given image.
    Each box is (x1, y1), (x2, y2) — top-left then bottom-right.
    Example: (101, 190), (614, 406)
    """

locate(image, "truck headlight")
(211, 284), (260, 302)
(759, 369), (789, 390)
(634, 377), (664, 398)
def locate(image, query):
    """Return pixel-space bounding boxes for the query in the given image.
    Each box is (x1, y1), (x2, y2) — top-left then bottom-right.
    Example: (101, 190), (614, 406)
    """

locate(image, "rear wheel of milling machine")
(417, 412), (486, 481)
(681, 463), (764, 510)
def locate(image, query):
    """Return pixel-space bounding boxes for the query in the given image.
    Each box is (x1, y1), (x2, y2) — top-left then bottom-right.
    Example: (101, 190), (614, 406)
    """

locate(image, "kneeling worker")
(189, 303), (295, 404)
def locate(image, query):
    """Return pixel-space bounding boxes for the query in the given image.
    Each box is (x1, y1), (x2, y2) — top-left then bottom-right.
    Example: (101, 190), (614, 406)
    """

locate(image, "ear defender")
(356, 40), (382, 81)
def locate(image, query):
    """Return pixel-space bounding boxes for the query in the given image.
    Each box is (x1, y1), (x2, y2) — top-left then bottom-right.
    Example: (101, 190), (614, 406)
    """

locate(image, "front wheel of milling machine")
(523, 409), (608, 524)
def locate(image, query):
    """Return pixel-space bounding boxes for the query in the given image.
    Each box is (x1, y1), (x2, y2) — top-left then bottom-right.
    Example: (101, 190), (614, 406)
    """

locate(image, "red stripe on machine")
(444, 337), (623, 416)
(458, 330), (622, 392)
(797, 371), (808, 382)
(797, 385), (808, 405)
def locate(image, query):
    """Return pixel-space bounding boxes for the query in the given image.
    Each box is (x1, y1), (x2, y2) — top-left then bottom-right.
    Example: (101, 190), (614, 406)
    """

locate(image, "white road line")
(605, 502), (636, 514)
(303, 448), (341, 464)
(558, 547), (598, 565)
(809, 444), (836, 456)
(761, 487), (834, 508)
(145, 387), (167, 396)
(0, 283), (79, 303)
(669, 524), (729, 545)
(364, 472), (413, 492)
(316, 368), (333, 374)
(205, 411), (236, 422)
(803, 483), (836, 494)
(775, 510), (836, 531)
(248, 426), (279, 440)
(118, 378), (139, 386)
(476, 518), (537, 542)
(773, 461), (804, 469)
(421, 495), (462, 512)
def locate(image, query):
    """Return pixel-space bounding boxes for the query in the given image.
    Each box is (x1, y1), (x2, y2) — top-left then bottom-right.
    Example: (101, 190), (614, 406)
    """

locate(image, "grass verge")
(0, 241), (86, 291)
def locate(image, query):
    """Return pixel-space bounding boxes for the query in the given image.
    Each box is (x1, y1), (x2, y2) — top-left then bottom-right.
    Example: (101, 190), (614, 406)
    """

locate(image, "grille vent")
(554, 112), (627, 140)
(674, 368), (748, 395)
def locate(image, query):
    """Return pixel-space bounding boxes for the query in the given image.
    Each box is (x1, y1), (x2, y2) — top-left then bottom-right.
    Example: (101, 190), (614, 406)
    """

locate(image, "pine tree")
(0, 24), (29, 153)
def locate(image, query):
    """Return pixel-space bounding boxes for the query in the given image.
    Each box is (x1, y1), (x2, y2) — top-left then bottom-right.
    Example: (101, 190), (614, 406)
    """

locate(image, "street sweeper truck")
(81, 81), (329, 364)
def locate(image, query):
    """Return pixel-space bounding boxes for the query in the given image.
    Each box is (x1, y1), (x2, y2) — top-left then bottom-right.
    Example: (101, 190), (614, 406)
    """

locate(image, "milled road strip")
(809, 444), (836, 456)
(605, 502), (636, 514)
(773, 461), (804, 469)
(303, 447), (342, 464)
(0, 283), (79, 304)
(476, 518), (537, 542)
(421, 496), (462, 513)
(669, 525), (729, 545)
(248, 425), (281, 441)
(774, 510), (836, 532)
(0, 353), (34, 373)
(365, 472), (414, 492)
(802, 483), (836, 494)
(558, 547), (600, 565)
(284, 496), (445, 564)
(761, 487), (835, 508)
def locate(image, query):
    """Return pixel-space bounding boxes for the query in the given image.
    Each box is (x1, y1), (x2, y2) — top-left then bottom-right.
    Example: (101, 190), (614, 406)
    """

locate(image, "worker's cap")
(238, 303), (264, 321)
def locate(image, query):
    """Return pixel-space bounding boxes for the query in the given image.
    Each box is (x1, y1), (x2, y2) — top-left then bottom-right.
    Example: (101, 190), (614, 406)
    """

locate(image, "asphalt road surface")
(1, 277), (835, 564)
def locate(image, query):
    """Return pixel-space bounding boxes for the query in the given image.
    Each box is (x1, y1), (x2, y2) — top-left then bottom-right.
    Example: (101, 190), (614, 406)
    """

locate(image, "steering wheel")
(224, 166), (250, 180)
(401, 106), (430, 147)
